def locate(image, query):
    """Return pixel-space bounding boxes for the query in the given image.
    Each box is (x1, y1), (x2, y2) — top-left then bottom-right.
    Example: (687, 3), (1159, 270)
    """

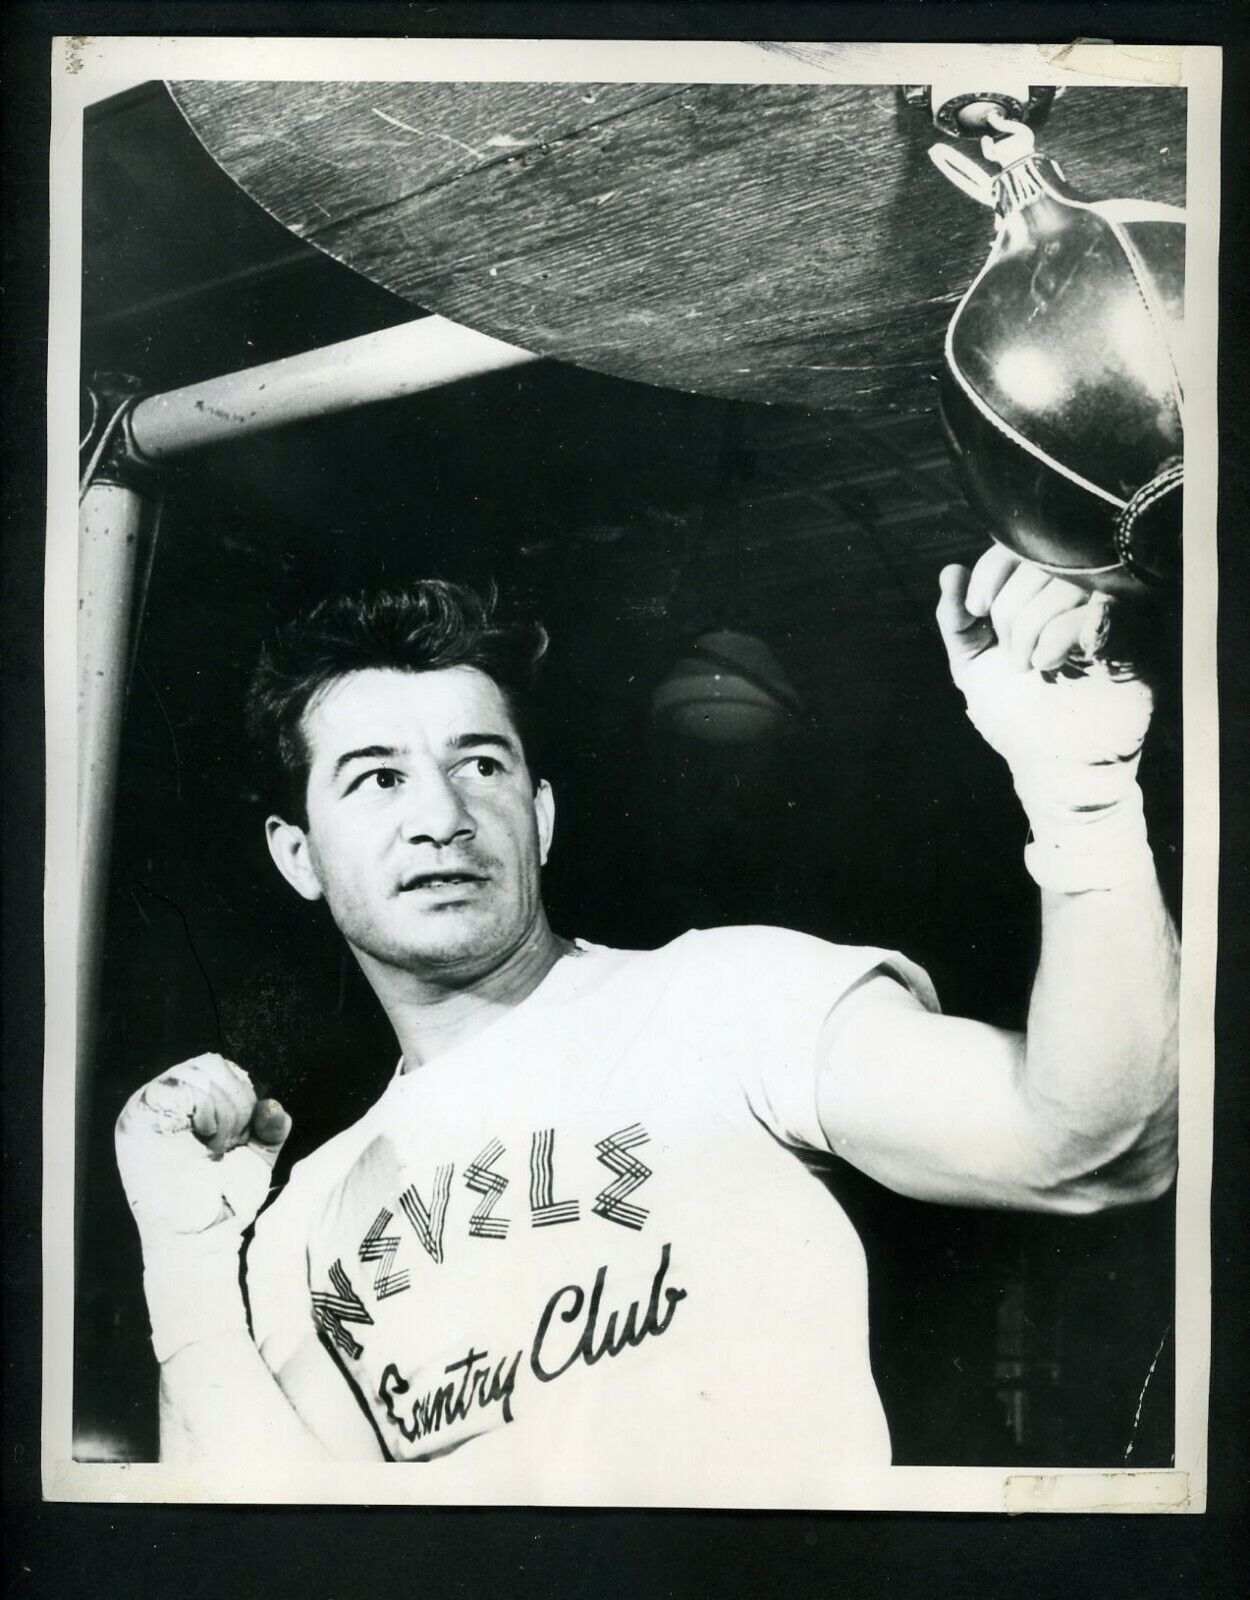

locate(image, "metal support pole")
(77, 478), (154, 1204)
(76, 314), (540, 1216)
(126, 314), (541, 463)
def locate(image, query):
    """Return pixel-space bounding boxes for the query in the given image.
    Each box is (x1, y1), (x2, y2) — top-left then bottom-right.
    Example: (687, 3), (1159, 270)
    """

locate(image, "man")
(115, 548), (1178, 1498)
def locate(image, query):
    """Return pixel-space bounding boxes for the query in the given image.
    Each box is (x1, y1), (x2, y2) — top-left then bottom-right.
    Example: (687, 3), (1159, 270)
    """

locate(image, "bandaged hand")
(115, 1054), (291, 1362)
(936, 547), (1156, 893)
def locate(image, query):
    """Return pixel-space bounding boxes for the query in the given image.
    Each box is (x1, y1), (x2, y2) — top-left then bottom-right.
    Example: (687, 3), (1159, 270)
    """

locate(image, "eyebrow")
(449, 732), (520, 759)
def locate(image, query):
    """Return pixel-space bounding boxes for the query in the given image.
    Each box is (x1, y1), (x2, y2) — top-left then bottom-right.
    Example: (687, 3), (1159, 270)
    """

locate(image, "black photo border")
(5, 3), (1247, 1595)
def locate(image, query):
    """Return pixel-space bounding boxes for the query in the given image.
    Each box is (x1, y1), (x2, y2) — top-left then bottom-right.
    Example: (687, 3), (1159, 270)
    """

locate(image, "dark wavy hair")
(246, 580), (549, 822)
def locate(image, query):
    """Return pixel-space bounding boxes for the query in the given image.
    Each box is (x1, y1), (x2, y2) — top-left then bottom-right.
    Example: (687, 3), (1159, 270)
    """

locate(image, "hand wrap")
(952, 647), (1156, 893)
(115, 1056), (279, 1363)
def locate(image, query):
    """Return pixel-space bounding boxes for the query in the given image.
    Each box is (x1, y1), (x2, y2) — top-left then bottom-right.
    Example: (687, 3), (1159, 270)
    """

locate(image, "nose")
(397, 768), (475, 849)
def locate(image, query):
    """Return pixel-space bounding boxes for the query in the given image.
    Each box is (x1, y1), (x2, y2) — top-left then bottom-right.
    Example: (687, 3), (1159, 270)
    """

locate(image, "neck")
(358, 916), (574, 1070)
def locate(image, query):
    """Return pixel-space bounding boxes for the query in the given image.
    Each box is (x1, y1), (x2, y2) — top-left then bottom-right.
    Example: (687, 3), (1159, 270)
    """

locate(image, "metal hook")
(979, 108), (1036, 169)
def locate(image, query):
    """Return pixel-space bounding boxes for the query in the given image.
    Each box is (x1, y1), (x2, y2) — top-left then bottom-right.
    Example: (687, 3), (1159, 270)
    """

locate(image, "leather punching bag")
(932, 119), (1185, 587)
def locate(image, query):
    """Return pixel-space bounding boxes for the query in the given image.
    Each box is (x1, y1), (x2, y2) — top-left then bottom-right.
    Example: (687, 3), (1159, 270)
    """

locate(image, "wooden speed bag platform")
(171, 81), (1186, 413)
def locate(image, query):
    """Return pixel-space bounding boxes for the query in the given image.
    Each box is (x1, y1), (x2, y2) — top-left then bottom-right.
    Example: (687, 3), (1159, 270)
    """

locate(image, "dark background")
(75, 76), (1179, 1468)
(5, 3), (1247, 1599)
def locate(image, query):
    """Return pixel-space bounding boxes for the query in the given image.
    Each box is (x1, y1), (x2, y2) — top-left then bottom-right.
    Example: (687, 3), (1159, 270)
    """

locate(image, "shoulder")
(641, 929), (934, 1149)
(656, 924), (937, 1011)
(656, 922), (842, 971)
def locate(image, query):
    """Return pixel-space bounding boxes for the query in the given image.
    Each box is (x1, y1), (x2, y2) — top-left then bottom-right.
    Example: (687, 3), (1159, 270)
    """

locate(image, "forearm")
(114, 1057), (330, 1461)
(934, 553), (1180, 1204)
(1022, 873), (1179, 1205)
(158, 1329), (332, 1464)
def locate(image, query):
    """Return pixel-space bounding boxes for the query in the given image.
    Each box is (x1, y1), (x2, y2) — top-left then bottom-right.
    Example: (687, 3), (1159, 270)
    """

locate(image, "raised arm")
(116, 1054), (373, 1461)
(816, 549), (1179, 1213)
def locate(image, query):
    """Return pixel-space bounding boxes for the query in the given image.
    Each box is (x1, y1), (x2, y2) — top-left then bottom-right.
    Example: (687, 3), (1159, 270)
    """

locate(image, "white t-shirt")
(246, 925), (937, 1499)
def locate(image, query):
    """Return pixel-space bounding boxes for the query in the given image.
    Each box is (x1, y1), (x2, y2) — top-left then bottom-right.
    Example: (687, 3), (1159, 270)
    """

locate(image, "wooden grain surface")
(171, 81), (1186, 412)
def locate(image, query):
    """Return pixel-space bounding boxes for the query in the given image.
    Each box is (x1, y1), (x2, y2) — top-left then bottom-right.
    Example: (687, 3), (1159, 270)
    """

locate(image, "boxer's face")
(266, 667), (553, 981)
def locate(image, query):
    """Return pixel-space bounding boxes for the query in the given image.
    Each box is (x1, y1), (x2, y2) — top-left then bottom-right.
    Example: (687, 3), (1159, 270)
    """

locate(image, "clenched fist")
(936, 547), (1156, 894)
(115, 1054), (291, 1361)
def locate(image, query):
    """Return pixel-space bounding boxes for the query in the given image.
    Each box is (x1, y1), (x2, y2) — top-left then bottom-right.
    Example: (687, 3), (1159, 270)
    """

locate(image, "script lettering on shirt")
(378, 1345), (523, 1442)
(530, 1241), (687, 1383)
(368, 1242), (688, 1451)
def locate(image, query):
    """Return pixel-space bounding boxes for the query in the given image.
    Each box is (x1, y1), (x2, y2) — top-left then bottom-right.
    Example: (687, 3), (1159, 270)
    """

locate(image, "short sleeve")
(678, 925), (939, 1152)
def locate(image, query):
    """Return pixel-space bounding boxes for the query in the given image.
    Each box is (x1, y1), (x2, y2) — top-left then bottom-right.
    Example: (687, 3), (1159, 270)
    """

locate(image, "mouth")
(399, 871), (487, 893)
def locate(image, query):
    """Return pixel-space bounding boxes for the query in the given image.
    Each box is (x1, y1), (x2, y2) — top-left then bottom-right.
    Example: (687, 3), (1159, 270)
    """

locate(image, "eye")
(345, 767), (403, 795)
(460, 755), (503, 779)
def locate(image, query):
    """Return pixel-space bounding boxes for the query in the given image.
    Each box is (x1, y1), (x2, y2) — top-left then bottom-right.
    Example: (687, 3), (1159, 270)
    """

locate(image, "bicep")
(815, 975), (1064, 1209)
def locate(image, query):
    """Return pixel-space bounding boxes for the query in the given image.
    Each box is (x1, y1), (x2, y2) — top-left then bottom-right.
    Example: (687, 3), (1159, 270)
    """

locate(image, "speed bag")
(938, 149), (1185, 585)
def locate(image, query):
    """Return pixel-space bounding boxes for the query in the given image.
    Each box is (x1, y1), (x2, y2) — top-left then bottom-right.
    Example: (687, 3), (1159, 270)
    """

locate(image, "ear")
(533, 780), (556, 866)
(265, 815), (324, 902)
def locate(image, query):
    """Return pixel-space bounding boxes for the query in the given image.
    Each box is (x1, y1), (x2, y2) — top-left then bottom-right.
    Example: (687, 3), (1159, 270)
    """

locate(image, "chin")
(393, 913), (526, 976)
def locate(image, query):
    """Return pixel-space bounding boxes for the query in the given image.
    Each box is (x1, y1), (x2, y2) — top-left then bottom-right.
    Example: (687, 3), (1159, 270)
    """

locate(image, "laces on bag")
(928, 111), (1067, 218)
